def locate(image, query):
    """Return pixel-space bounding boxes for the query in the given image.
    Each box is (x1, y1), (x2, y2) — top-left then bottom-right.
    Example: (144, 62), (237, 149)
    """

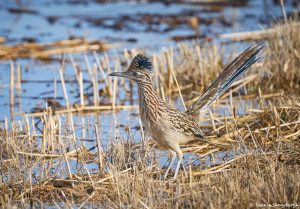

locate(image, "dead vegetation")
(1, 96), (300, 208)
(1, 20), (300, 208)
(0, 38), (118, 61)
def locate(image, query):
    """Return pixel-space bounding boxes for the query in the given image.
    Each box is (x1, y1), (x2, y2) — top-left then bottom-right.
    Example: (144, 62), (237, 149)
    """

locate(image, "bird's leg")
(163, 150), (176, 180)
(173, 147), (183, 180)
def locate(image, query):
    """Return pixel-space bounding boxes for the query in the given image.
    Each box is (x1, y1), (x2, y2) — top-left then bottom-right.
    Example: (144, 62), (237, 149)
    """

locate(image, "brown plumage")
(109, 44), (263, 179)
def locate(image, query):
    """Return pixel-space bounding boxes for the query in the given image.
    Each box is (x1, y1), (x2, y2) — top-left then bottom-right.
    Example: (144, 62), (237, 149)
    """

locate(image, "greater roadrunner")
(109, 44), (263, 179)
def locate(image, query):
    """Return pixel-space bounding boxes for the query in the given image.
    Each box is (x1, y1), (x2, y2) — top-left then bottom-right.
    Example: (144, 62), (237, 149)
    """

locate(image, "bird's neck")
(137, 82), (160, 103)
(137, 82), (162, 121)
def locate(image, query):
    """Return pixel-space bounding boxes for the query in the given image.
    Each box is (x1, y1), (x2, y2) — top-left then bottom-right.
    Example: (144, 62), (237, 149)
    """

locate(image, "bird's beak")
(108, 71), (129, 78)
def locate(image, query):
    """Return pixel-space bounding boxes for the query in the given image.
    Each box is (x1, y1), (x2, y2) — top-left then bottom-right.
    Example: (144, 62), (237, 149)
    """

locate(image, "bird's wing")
(186, 44), (264, 116)
(166, 107), (204, 137)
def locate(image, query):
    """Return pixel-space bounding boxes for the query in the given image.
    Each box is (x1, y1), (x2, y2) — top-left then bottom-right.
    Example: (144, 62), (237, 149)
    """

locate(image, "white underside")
(142, 116), (192, 149)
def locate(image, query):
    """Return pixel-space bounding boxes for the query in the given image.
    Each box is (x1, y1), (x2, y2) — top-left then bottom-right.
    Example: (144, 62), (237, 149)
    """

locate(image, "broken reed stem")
(196, 45), (204, 80)
(165, 47), (186, 110)
(69, 112), (77, 144)
(93, 63), (99, 106)
(41, 111), (48, 179)
(49, 110), (55, 154)
(16, 64), (21, 93)
(69, 54), (85, 106)
(157, 56), (166, 101)
(81, 117), (86, 147)
(104, 53), (113, 93)
(58, 117), (74, 188)
(165, 49), (174, 97)
(84, 55), (98, 106)
(79, 69), (84, 107)
(94, 51), (110, 89)
(59, 56), (69, 109)
(31, 116), (36, 136)
(280, 0), (288, 24)
(112, 59), (119, 110)
(53, 71), (57, 100)
(3, 117), (8, 153)
(94, 125), (104, 171)
(9, 61), (14, 121)
(68, 54), (80, 82)
(25, 115), (31, 138)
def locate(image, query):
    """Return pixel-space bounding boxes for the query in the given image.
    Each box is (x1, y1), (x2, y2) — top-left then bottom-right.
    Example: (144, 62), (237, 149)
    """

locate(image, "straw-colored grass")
(0, 38), (118, 60)
(1, 20), (300, 208)
(1, 96), (300, 208)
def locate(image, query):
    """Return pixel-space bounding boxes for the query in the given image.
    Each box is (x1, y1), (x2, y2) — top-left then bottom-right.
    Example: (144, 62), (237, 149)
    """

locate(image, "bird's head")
(109, 54), (152, 84)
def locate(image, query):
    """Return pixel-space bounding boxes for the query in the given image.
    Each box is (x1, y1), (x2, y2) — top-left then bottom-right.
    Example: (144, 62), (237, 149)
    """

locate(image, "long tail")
(186, 44), (264, 116)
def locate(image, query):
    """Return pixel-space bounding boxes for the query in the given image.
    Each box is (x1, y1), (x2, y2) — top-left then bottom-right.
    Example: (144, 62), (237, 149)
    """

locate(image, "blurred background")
(0, 0), (298, 119)
(0, 0), (298, 48)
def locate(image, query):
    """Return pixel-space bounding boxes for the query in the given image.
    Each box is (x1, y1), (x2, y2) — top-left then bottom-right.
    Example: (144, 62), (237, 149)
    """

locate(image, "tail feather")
(186, 44), (264, 116)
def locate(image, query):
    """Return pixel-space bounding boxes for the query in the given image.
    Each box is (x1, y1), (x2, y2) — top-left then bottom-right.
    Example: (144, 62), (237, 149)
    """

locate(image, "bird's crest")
(129, 54), (152, 71)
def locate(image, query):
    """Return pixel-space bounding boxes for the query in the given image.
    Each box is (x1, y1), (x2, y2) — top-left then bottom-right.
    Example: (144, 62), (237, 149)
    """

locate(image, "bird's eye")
(132, 72), (138, 76)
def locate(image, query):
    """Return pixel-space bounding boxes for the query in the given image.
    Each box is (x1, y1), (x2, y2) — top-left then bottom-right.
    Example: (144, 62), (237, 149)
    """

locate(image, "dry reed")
(0, 38), (119, 60)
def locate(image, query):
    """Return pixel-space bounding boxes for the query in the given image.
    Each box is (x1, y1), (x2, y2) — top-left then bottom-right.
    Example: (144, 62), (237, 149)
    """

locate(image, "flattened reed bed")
(0, 38), (118, 61)
(1, 20), (300, 207)
(1, 96), (300, 208)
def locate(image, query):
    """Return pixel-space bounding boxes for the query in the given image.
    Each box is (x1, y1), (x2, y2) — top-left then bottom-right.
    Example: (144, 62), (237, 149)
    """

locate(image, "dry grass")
(264, 22), (300, 93)
(1, 20), (300, 208)
(1, 96), (300, 208)
(0, 38), (118, 61)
